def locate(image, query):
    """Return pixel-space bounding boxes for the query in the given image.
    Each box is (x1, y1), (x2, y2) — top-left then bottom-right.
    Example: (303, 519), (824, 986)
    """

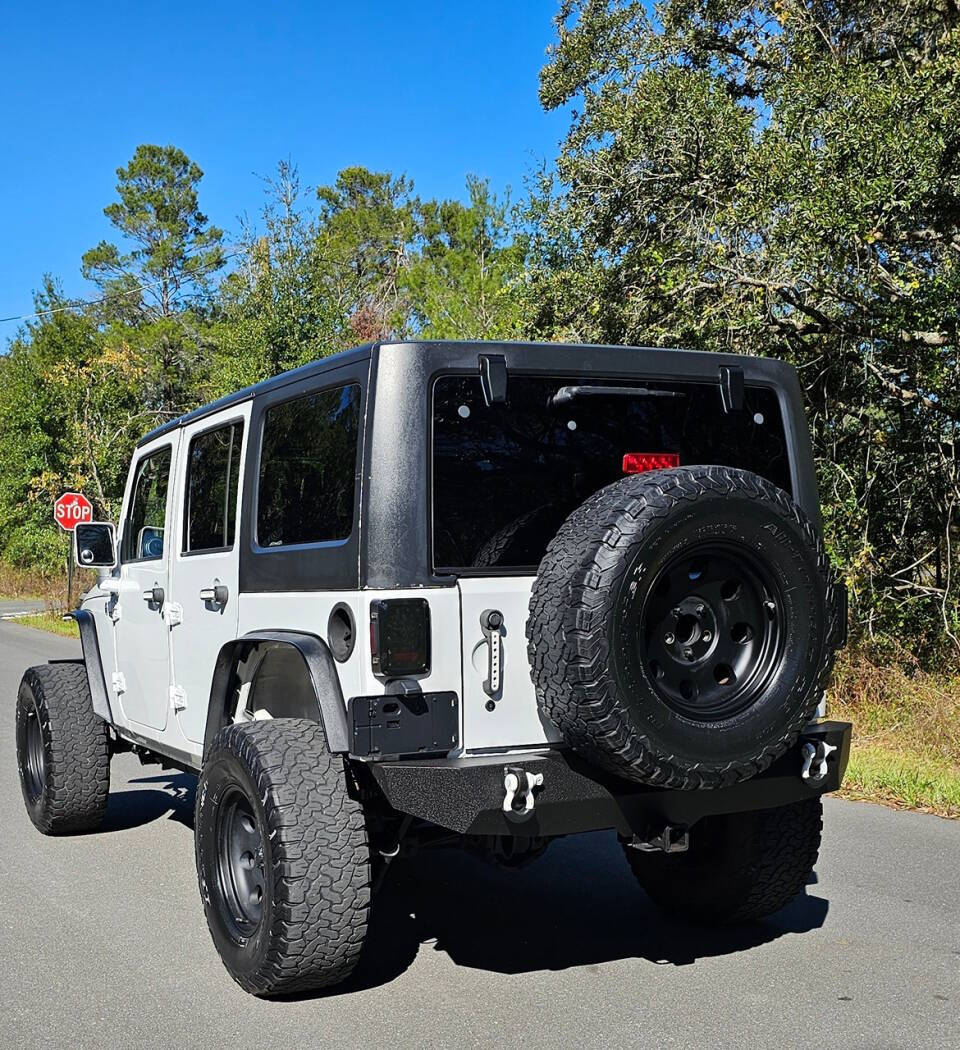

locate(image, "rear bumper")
(369, 720), (852, 838)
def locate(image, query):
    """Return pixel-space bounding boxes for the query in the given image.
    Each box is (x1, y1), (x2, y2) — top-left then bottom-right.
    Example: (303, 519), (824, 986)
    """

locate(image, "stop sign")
(54, 492), (94, 532)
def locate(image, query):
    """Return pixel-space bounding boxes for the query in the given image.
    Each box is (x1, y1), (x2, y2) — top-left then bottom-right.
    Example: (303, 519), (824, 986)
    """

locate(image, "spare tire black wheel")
(527, 465), (841, 789)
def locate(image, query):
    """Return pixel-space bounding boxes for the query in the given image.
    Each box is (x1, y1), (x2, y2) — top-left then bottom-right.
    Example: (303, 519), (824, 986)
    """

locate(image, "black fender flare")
(66, 608), (113, 723)
(203, 630), (350, 760)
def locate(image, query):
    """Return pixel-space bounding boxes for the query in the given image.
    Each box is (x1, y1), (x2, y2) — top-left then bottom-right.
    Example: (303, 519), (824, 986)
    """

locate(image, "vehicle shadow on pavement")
(318, 830), (829, 999)
(99, 773), (196, 833)
(92, 779), (828, 996)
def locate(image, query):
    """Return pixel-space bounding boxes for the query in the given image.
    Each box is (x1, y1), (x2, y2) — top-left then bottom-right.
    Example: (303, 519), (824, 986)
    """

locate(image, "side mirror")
(75, 522), (117, 568)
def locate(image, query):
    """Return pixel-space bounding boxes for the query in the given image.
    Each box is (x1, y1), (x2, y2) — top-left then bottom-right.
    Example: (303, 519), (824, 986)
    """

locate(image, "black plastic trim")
(136, 340), (822, 595)
(116, 725), (201, 773)
(719, 364), (745, 413)
(202, 630), (350, 759)
(369, 721), (851, 837)
(479, 353), (507, 404)
(327, 602), (357, 663)
(67, 608), (113, 723)
(349, 690), (458, 759)
(363, 341), (822, 589)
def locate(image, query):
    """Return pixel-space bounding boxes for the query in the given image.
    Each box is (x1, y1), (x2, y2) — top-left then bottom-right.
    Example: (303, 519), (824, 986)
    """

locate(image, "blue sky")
(0, 0), (567, 328)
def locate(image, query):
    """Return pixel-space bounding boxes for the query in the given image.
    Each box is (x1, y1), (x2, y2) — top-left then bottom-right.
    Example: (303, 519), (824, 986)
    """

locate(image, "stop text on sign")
(54, 492), (94, 532)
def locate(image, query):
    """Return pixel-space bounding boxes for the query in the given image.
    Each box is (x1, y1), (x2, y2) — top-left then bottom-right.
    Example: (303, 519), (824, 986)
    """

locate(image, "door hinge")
(163, 601), (183, 627)
(108, 601), (121, 624)
(111, 671), (126, 695)
(169, 684), (187, 712)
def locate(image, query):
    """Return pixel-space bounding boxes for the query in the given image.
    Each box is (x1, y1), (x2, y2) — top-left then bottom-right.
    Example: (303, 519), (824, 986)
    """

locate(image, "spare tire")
(526, 465), (842, 789)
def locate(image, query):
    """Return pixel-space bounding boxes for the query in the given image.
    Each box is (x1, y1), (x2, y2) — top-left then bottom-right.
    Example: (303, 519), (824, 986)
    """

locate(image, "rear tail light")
(370, 598), (431, 677)
(622, 452), (680, 475)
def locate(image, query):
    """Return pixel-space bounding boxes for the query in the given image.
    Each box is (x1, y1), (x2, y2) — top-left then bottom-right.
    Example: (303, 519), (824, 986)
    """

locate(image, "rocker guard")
(368, 720), (852, 838)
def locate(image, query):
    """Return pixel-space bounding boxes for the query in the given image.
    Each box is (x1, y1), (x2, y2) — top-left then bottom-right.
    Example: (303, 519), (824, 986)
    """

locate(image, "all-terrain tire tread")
(527, 466), (842, 789)
(16, 663), (110, 834)
(198, 719), (370, 996)
(623, 798), (823, 924)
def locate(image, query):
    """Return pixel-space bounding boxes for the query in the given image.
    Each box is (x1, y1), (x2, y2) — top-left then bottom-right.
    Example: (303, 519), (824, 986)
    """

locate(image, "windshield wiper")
(549, 384), (686, 407)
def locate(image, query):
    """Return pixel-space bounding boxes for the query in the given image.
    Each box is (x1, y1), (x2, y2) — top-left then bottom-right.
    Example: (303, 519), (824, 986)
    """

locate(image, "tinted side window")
(183, 421), (244, 553)
(122, 447), (172, 562)
(257, 384), (360, 547)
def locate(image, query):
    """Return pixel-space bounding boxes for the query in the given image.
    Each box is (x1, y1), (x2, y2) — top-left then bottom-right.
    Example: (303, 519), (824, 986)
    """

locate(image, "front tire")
(15, 663), (110, 834)
(195, 719), (371, 997)
(623, 799), (823, 924)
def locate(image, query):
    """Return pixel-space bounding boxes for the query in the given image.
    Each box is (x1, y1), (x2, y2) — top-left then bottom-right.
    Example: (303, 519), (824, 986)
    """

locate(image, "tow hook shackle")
(502, 766), (544, 820)
(800, 739), (838, 784)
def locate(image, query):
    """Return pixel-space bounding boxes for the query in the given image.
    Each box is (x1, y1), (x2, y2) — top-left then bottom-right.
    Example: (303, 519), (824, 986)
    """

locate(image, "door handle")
(200, 584), (229, 606)
(480, 608), (503, 699)
(142, 586), (164, 606)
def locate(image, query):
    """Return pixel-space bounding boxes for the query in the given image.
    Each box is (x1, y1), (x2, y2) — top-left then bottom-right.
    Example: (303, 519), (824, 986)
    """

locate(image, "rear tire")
(15, 663), (110, 834)
(623, 798), (823, 924)
(195, 719), (371, 997)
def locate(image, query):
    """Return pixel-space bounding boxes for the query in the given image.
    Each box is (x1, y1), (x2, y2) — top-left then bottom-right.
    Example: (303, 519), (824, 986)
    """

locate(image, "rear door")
(433, 369), (795, 753)
(170, 408), (250, 744)
(115, 436), (180, 732)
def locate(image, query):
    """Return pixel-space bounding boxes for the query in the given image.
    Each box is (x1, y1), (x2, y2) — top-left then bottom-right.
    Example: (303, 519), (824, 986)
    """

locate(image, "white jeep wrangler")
(16, 340), (850, 996)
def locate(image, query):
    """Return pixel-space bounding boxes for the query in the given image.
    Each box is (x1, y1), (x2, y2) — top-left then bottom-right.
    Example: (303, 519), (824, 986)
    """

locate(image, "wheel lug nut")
(764, 600), (776, 614)
(664, 632), (675, 645)
(696, 604), (705, 615)
(702, 630), (712, 642)
(671, 607), (680, 618)
(684, 647), (694, 660)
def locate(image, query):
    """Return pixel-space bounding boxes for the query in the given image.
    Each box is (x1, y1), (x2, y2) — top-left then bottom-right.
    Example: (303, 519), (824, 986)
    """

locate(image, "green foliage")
(528, 0), (960, 662)
(82, 143), (225, 320)
(6, 16), (960, 669)
(407, 176), (528, 340)
(0, 146), (530, 581)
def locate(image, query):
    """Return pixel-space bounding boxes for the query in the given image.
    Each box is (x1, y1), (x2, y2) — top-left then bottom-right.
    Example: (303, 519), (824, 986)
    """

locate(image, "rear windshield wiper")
(549, 384), (686, 407)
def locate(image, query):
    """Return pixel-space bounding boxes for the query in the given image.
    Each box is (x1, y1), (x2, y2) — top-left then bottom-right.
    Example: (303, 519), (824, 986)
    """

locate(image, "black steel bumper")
(369, 720), (852, 838)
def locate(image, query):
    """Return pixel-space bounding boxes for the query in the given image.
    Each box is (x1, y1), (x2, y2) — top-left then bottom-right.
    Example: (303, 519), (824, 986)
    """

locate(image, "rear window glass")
(432, 375), (791, 573)
(257, 384), (360, 547)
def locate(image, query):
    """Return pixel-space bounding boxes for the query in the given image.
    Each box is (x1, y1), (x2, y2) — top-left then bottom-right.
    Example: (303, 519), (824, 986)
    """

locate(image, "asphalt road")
(0, 598), (44, 618)
(1, 620), (958, 1049)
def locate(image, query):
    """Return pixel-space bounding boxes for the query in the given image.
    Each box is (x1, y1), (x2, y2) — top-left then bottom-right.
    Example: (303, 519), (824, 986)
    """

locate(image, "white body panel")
(114, 432), (181, 733)
(83, 408), (558, 766)
(169, 405), (251, 743)
(457, 576), (562, 752)
(237, 586), (464, 749)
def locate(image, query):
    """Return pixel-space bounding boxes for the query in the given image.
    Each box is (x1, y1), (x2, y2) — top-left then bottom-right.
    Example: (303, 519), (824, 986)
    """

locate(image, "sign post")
(54, 492), (94, 609)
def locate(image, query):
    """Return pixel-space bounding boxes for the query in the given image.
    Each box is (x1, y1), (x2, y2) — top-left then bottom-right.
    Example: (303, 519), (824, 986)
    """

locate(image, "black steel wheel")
(528, 465), (844, 788)
(195, 719), (371, 996)
(636, 542), (785, 722)
(22, 701), (47, 802)
(15, 663), (110, 834)
(214, 787), (266, 939)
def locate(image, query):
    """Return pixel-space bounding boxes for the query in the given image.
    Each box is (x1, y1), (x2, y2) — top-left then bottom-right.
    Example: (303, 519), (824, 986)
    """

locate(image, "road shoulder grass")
(830, 649), (960, 819)
(9, 612), (79, 639)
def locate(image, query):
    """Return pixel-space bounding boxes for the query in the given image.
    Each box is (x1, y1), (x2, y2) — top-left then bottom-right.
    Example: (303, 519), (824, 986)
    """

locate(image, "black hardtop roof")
(135, 339), (759, 448)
